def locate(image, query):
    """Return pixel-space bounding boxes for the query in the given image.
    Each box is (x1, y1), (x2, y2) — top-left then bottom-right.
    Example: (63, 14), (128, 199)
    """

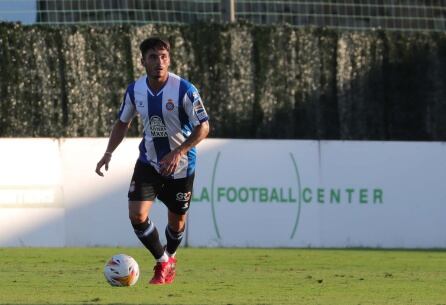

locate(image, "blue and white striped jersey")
(118, 72), (209, 179)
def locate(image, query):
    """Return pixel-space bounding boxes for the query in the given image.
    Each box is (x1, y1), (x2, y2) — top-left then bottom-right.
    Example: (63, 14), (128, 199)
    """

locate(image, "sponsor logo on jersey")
(176, 192), (192, 202)
(193, 99), (208, 121)
(149, 115), (168, 137)
(192, 98), (204, 111)
(197, 110), (208, 121)
(166, 99), (175, 111)
(192, 91), (200, 102)
(193, 99), (204, 112)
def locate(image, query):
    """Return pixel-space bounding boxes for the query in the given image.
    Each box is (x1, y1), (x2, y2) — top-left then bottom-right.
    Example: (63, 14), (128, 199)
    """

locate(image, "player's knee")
(129, 211), (147, 225)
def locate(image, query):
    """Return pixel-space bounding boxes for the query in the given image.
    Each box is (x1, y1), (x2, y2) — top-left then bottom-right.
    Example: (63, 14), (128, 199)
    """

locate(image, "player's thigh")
(158, 173), (194, 216)
(127, 160), (162, 222)
(128, 160), (162, 200)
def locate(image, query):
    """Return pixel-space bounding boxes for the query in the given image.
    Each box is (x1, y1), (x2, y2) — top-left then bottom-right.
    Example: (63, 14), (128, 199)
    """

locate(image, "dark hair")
(139, 37), (170, 57)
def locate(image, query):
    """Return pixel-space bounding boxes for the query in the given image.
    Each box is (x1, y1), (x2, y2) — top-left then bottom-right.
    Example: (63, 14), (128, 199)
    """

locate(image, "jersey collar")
(146, 73), (170, 96)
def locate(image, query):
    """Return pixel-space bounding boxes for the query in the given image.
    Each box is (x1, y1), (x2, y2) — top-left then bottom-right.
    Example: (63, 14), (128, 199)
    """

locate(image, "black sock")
(132, 218), (164, 259)
(165, 225), (184, 255)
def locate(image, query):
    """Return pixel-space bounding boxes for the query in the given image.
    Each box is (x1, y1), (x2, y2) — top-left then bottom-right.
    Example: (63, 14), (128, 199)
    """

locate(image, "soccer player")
(95, 37), (209, 285)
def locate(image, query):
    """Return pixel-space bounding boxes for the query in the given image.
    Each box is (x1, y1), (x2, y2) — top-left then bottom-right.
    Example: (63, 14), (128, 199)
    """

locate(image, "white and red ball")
(104, 254), (139, 287)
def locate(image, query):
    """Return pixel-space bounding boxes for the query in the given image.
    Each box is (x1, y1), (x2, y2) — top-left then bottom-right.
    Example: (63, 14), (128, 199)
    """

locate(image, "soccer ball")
(103, 254), (140, 287)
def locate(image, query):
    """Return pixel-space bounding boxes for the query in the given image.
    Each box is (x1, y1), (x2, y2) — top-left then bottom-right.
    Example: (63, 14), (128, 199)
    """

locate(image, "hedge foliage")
(1, 22), (445, 140)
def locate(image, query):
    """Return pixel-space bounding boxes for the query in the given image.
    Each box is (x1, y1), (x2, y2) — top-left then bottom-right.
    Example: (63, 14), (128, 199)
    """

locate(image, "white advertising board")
(189, 140), (446, 248)
(0, 138), (445, 248)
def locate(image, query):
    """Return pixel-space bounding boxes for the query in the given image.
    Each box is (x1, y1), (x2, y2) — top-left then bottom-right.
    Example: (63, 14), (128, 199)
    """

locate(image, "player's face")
(142, 48), (170, 81)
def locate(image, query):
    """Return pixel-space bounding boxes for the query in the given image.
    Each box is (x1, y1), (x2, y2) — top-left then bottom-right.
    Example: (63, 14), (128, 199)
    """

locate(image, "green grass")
(0, 248), (445, 305)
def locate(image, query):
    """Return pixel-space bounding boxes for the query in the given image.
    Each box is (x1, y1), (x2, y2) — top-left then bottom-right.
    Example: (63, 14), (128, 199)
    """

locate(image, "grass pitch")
(0, 248), (445, 305)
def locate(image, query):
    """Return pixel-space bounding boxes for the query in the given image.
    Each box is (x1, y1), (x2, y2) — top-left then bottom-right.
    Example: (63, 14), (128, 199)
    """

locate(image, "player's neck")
(147, 75), (168, 93)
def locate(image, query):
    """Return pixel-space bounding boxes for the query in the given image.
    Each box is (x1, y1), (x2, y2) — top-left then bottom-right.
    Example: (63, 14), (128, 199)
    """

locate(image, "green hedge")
(1, 22), (445, 140)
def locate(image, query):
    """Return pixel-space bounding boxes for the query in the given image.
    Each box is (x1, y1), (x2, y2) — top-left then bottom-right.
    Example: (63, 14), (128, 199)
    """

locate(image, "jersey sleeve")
(183, 85), (209, 127)
(118, 85), (137, 123)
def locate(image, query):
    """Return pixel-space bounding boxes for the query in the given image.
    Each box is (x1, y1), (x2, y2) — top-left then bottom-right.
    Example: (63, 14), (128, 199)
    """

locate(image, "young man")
(95, 37), (209, 285)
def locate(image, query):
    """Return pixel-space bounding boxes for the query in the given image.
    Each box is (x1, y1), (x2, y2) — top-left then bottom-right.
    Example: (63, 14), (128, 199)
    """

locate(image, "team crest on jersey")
(166, 99), (175, 111)
(149, 115), (168, 137)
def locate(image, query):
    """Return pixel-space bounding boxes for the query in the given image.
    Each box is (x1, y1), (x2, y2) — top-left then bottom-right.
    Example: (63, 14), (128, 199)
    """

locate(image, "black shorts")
(128, 160), (194, 215)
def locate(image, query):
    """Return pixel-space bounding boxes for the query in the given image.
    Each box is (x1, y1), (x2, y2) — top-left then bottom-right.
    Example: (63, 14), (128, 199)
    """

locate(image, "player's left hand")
(95, 153), (112, 177)
(159, 148), (184, 176)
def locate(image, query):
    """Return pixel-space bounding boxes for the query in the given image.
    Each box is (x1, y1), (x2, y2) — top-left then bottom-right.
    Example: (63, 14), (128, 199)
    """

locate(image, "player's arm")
(160, 85), (209, 176)
(96, 84), (136, 177)
(95, 120), (131, 177)
(177, 121), (210, 155)
(159, 121), (209, 176)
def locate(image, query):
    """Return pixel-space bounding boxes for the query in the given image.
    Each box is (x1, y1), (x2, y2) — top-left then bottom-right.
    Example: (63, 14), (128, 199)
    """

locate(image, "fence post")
(221, 0), (235, 23)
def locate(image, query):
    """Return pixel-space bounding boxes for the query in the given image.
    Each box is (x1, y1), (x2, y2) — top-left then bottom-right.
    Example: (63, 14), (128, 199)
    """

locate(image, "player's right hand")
(95, 153), (112, 177)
